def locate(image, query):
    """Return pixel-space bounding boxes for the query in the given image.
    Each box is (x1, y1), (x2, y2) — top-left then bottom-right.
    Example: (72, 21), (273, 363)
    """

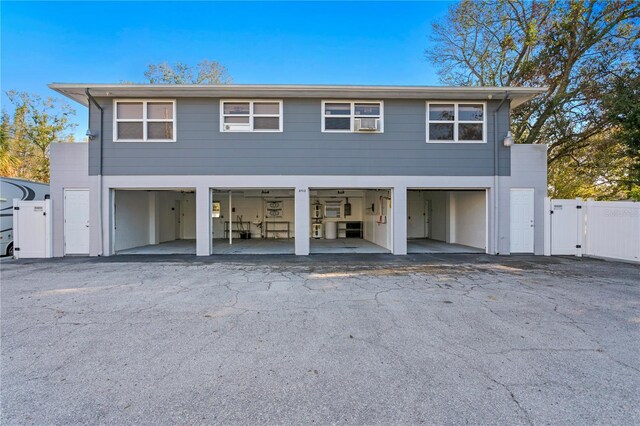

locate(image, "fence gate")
(546, 198), (639, 262)
(13, 199), (52, 259)
(550, 199), (582, 256)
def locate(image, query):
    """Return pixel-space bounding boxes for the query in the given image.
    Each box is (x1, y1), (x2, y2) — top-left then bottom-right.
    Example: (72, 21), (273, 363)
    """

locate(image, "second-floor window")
(322, 101), (384, 133)
(220, 100), (282, 132)
(114, 100), (176, 142)
(427, 102), (486, 143)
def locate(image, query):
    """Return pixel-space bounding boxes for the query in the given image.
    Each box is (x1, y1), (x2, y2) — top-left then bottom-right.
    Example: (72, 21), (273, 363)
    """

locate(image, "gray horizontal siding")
(89, 98), (512, 176)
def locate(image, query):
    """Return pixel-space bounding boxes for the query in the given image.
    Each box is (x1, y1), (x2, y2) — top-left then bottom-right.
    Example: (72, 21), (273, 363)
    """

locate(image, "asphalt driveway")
(1, 254), (639, 425)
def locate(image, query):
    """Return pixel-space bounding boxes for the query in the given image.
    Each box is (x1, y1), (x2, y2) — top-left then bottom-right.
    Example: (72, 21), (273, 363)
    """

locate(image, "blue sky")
(1, 1), (452, 139)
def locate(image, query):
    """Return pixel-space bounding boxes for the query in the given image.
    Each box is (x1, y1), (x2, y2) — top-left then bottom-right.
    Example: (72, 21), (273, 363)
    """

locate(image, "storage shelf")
(264, 221), (291, 239)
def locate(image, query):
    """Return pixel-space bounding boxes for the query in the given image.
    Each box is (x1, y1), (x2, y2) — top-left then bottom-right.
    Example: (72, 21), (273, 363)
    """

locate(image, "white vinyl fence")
(544, 198), (640, 263)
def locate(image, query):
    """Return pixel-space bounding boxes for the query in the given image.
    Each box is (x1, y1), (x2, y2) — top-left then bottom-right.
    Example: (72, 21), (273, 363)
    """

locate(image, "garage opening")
(114, 189), (196, 255)
(310, 189), (392, 254)
(211, 188), (295, 254)
(407, 189), (486, 254)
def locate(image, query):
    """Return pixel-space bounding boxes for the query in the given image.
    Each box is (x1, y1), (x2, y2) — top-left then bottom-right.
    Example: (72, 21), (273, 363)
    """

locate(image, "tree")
(0, 111), (18, 176)
(426, 0), (640, 199)
(603, 57), (640, 189)
(2, 92), (76, 182)
(143, 60), (232, 84)
(548, 132), (635, 199)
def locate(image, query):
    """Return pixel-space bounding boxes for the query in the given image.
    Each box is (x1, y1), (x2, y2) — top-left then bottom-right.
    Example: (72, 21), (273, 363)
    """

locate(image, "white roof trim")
(48, 83), (547, 108)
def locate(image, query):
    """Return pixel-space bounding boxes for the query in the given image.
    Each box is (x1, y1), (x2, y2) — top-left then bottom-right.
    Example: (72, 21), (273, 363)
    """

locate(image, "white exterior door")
(407, 193), (424, 238)
(424, 200), (431, 238)
(64, 189), (90, 255)
(174, 200), (181, 240)
(510, 189), (535, 253)
(550, 199), (579, 255)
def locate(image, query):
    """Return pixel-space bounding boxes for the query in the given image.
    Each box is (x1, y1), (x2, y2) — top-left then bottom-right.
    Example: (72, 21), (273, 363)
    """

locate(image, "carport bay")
(81, 176), (521, 257)
(210, 188), (296, 255)
(407, 189), (487, 254)
(210, 187), (393, 255)
(111, 189), (196, 255)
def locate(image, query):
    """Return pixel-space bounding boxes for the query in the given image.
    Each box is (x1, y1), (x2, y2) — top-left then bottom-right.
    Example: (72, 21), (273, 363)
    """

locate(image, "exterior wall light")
(503, 131), (514, 147)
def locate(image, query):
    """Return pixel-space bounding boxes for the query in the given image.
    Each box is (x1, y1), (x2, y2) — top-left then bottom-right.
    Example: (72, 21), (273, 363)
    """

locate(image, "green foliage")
(0, 111), (18, 176)
(602, 57), (640, 185)
(143, 60), (232, 84)
(548, 133), (634, 199)
(1, 92), (76, 182)
(427, 0), (640, 200)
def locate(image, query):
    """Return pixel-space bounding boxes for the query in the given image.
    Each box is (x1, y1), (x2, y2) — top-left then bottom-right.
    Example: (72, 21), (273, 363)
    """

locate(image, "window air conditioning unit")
(354, 118), (379, 132)
(224, 123), (251, 131)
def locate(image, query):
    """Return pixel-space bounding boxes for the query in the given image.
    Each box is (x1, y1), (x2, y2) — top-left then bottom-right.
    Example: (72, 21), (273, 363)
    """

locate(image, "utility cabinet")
(13, 199), (52, 259)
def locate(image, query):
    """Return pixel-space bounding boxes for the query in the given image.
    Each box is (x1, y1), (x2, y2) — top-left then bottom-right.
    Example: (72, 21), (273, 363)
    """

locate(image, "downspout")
(86, 89), (104, 256)
(493, 91), (510, 255)
(228, 191), (233, 245)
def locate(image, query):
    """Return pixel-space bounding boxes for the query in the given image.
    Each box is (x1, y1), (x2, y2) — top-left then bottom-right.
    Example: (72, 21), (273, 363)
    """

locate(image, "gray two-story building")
(49, 84), (547, 257)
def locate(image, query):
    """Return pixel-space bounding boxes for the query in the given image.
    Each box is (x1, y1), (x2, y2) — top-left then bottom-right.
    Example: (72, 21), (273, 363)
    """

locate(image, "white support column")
(148, 192), (160, 245)
(195, 185), (211, 256)
(89, 175), (103, 256)
(486, 187), (497, 255)
(99, 185), (113, 257)
(446, 192), (456, 244)
(228, 191), (233, 245)
(295, 186), (310, 255)
(392, 186), (407, 255)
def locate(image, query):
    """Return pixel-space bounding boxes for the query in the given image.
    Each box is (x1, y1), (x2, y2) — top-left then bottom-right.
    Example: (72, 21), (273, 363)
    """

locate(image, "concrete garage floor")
(211, 238), (388, 255)
(1, 255), (639, 424)
(408, 238), (484, 254)
(311, 238), (390, 254)
(212, 238), (295, 255)
(117, 239), (196, 255)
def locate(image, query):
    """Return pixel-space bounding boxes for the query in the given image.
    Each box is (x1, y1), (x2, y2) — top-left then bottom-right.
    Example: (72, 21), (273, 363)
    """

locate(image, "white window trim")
(113, 99), (177, 143)
(321, 100), (384, 133)
(219, 100), (283, 132)
(426, 101), (487, 144)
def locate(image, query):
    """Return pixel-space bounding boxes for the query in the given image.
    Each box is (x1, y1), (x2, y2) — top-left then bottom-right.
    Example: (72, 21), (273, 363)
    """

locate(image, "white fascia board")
(101, 175), (496, 190)
(49, 83), (548, 108)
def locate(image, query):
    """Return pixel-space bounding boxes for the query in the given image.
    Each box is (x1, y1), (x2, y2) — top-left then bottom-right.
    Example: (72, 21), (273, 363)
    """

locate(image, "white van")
(0, 177), (50, 256)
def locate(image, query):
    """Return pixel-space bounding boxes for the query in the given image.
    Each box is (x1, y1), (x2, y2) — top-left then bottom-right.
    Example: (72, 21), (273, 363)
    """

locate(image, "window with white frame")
(427, 103), (485, 143)
(220, 100), (282, 132)
(322, 101), (383, 132)
(114, 100), (176, 142)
